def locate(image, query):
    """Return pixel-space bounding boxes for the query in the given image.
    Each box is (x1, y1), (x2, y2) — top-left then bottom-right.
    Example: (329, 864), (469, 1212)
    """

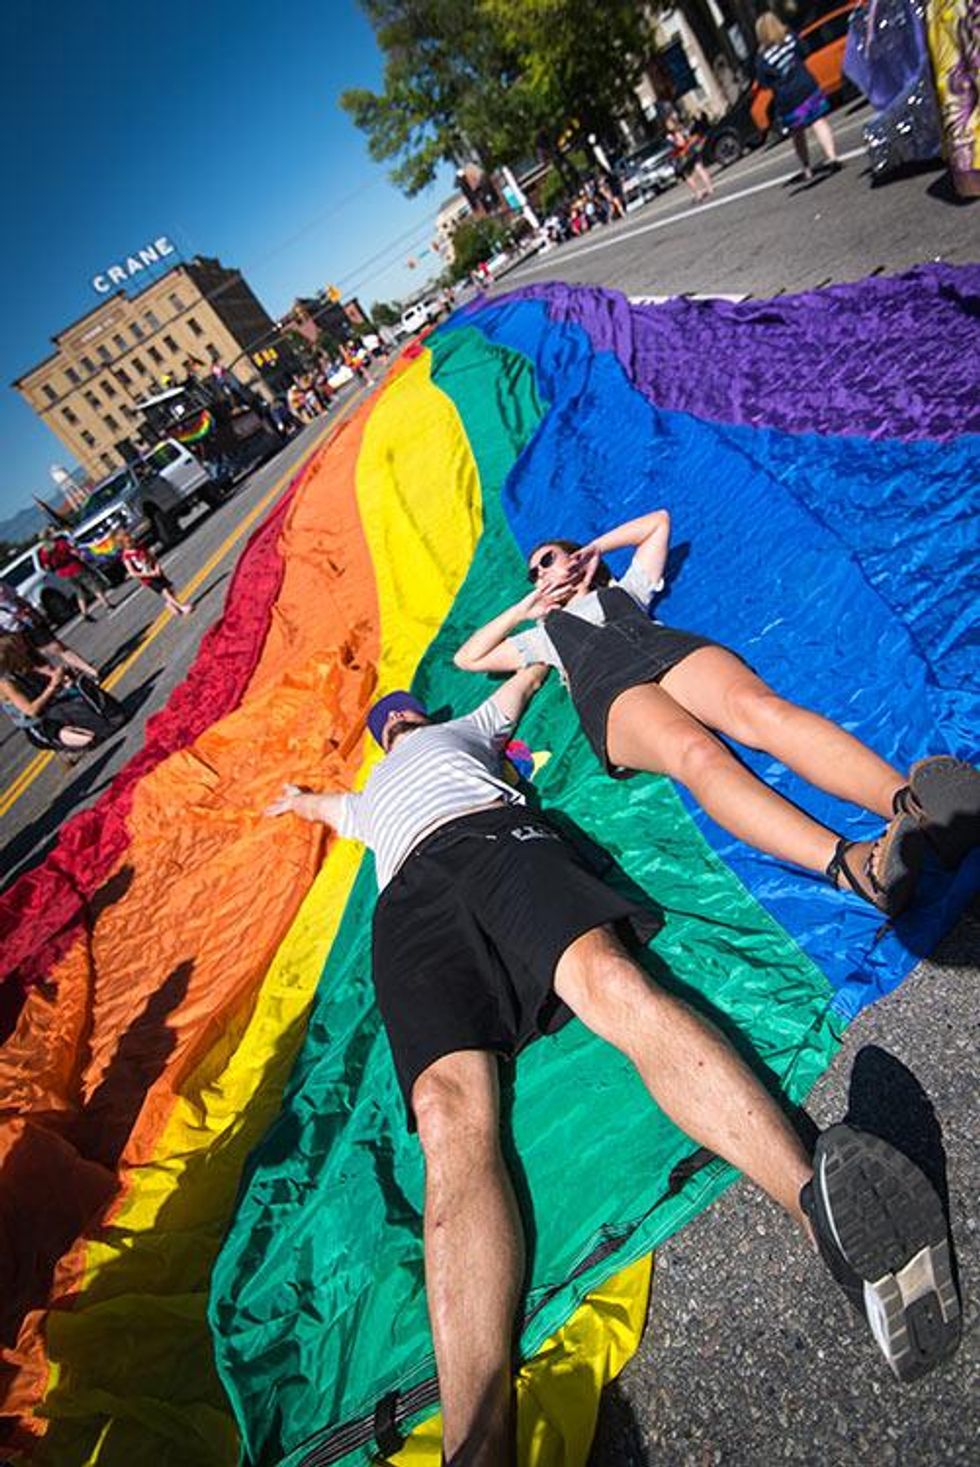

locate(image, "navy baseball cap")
(367, 691), (428, 748)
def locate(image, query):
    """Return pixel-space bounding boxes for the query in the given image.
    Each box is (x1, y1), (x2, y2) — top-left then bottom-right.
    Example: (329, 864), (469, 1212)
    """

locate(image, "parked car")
(616, 140), (677, 207)
(399, 300), (434, 337)
(698, 90), (767, 168)
(0, 542), (88, 626)
(750, 1), (861, 134)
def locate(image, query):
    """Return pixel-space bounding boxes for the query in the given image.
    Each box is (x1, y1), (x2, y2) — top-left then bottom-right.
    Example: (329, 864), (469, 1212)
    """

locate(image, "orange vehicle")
(750, 2), (861, 133)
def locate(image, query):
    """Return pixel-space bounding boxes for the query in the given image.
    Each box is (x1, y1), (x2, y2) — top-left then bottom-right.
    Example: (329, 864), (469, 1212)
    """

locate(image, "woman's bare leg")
(607, 681), (845, 872)
(659, 647), (905, 818)
(811, 117), (838, 164)
(793, 129), (812, 176)
(694, 161), (714, 197)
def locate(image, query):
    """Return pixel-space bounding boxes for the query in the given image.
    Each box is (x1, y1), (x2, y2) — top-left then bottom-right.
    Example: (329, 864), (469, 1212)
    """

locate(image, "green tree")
(370, 300), (402, 328)
(446, 216), (510, 281)
(340, 0), (653, 196)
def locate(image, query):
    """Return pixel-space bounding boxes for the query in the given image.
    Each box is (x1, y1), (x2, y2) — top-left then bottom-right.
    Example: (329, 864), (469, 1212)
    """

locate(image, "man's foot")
(802, 1125), (961, 1382)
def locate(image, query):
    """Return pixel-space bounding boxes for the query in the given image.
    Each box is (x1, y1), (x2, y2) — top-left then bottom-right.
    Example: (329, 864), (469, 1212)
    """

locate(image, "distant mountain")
(0, 503), (46, 553)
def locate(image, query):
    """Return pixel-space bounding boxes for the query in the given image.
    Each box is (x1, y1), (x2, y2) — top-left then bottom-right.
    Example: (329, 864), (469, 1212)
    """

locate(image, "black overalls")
(544, 587), (715, 776)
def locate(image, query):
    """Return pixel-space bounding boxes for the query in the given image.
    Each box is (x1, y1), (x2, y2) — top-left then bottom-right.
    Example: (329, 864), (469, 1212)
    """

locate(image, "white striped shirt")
(336, 693), (524, 889)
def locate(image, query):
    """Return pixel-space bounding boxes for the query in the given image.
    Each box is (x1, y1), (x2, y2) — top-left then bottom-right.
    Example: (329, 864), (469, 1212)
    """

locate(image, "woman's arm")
(0, 665), (67, 719)
(454, 589), (542, 674)
(573, 509), (672, 588)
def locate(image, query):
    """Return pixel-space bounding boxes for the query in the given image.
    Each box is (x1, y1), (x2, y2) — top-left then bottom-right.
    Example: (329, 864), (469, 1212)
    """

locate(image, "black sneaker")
(801, 1124), (961, 1382)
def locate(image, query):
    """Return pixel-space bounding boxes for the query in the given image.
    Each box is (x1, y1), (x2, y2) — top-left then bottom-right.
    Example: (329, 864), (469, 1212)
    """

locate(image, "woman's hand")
(565, 543), (601, 591)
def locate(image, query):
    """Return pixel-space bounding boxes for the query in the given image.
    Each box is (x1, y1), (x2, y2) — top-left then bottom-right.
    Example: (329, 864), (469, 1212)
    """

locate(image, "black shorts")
(372, 804), (655, 1127)
(140, 575), (171, 595)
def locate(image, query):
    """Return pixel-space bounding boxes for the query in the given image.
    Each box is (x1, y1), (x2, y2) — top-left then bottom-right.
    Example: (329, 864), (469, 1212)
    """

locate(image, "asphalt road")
(3, 102), (978, 1464)
(0, 395), (364, 888)
(499, 101), (977, 299)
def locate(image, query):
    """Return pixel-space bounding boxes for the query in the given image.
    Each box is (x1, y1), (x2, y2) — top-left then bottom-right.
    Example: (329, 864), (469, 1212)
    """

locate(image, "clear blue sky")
(0, 0), (456, 520)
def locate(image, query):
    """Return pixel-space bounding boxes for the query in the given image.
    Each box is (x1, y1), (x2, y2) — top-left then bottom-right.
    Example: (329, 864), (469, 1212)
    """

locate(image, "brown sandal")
(826, 811), (923, 917)
(893, 755), (980, 870)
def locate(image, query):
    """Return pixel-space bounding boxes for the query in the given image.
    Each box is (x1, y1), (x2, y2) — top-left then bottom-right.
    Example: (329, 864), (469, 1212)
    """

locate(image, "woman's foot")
(895, 756), (980, 869)
(826, 811), (924, 916)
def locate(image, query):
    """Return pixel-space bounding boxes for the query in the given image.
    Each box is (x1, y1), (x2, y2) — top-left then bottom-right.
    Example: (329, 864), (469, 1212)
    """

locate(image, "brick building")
(13, 257), (277, 481)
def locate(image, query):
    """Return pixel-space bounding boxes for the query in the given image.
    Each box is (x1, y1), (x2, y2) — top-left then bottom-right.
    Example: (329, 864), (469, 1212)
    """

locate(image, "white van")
(399, 301), (432, 337)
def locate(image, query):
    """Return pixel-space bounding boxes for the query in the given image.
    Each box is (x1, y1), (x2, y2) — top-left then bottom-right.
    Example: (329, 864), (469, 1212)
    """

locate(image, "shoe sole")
(815, 1125), (961, 1382)
(908, 756), (980, 869)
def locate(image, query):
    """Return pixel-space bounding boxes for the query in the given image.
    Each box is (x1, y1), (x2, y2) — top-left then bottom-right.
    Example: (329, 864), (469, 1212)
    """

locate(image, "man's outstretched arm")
(265, 784), (346, 826)
(490, 663), (550, 727)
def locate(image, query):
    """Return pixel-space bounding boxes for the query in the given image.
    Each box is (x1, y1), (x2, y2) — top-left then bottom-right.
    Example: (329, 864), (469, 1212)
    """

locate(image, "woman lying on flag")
(454, 509), (980, 916)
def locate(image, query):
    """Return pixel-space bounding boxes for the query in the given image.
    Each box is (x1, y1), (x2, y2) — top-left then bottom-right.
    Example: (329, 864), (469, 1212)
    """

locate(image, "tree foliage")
(341, 0), (652, 196)
(369, 300), (402, 327)
(446, 217), (510, 281)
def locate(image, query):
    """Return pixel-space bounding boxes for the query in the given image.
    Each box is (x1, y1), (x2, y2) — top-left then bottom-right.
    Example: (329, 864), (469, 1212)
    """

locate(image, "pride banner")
(1, 268), (977, 1466)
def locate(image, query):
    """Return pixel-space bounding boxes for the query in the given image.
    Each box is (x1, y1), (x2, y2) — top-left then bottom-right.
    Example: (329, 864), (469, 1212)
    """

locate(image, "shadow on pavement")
(846, 1044), (951, 1212)
(0, 740), (125, 895)
(589, 1374), (648, 1466)
(925, 171), (980, 207)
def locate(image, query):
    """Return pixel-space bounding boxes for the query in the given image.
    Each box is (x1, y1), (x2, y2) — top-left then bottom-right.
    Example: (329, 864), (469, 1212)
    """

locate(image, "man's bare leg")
(554, 927), (812, 1221)
(412, 1050), (522, 1466)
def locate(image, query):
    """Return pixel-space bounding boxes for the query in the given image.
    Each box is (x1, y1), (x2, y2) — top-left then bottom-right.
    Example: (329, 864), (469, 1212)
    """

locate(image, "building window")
(42, 384), (57, 403)
(163, 334), (179, 353)
(100, 452), (115, 471)
(145, 310), (160, 331)
(103, 379), (117, 398)
(148, 345), (163, 366)
(122, 404), (135, 420)
(83, 389), (101, 409)
(98, 344), (111, 363)
(131, 321), (144, 340)
(63, 406), (79, 425)
(131, 356), (146, 374)
(81, 430), (96, 447)
(206, 343), (221, 363)
(80, 354), (95, 373)
(115, 367), (131, 387)
(188, 316), (203, 338)
(169, 292), (185, 312)
(104, 413), (119, 432)
(113, 333), (127, 352)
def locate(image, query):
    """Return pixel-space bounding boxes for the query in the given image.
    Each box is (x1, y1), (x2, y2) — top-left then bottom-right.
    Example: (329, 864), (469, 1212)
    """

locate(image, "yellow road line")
(0, 409), (346, 824)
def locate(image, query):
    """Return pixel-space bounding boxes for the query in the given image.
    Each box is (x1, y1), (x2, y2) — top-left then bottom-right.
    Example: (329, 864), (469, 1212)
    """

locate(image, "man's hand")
(265, 783), (305, 817)
(264, 784), (345, 828)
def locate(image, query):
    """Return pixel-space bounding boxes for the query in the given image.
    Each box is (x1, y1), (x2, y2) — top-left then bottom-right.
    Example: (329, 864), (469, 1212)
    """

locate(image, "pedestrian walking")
(118, 533), (192, 618)
(454, 508), (980, 915)
(265, 668), (961, 1463)
(665, 112), (715, 202)
(0, 580), (98, 679)
(755, 11), (841, 180)
(38, 528), (110, 619)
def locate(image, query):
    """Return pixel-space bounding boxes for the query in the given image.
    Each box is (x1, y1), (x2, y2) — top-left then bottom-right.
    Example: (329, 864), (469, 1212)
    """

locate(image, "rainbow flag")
(1, 267), (977, 1466)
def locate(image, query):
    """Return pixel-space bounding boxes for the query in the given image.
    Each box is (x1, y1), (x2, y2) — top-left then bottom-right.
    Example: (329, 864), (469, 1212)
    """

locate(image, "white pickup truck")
(71, 438), (231, 562)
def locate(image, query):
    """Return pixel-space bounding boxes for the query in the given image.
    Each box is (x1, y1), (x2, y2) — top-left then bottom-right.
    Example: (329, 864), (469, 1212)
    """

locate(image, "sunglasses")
(527, 549), (559, 584)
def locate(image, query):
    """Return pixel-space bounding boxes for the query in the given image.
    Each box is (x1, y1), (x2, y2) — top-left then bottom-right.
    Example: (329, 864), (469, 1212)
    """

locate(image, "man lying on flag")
(266, 665), (961, 1466)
